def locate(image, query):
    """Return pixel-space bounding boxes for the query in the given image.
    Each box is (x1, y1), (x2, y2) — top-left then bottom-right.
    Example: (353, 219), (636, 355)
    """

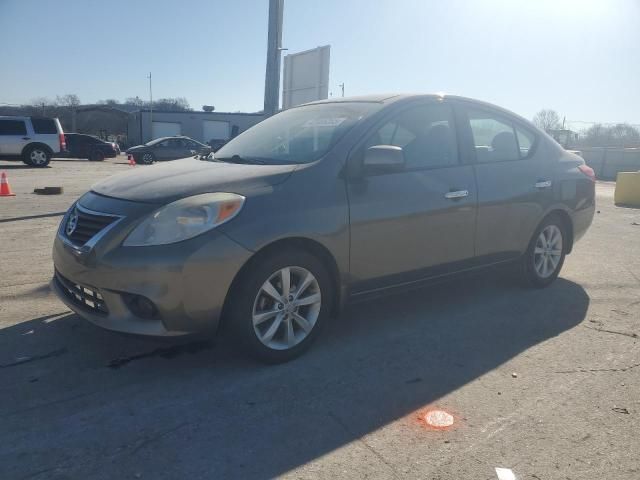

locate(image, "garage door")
(203, 120), (230, 143)
(152, 121), (181, 139)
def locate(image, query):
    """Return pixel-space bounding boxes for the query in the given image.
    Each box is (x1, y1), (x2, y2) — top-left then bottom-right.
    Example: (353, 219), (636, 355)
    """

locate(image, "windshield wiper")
(213, 154), (266, 165)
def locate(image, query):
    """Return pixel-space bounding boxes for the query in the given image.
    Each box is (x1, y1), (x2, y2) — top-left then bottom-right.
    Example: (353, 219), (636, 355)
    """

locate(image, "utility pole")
(263, 0), (284, 116)
(338, 83), (345, 97)
(147, 72), (153, 141)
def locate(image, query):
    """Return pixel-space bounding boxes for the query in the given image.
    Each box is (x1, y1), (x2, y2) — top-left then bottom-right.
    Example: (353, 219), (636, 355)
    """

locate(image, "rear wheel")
(89, 150), (105, 161)
(229, 250), (332, 363)
(23, 145), (51, 167)
(520, 214), (566, 288)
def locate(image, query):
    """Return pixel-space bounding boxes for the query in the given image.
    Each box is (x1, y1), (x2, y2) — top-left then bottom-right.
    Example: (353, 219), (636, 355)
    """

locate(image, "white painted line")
(495, 467), (516, 480)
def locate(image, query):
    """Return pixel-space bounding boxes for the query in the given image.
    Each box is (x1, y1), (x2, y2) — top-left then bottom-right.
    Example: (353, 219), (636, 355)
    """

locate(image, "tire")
(22, 145), (51, 167)
(89, 150), (105, 161)
(139, 152), (155, 165)
(520, 214), (567, 288)
(228, 250), (333, 363)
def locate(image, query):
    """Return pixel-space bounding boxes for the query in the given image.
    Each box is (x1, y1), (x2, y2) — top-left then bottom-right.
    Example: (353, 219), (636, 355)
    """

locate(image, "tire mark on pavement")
(583, 325), (639, 339)
(0, 347), (67, 368)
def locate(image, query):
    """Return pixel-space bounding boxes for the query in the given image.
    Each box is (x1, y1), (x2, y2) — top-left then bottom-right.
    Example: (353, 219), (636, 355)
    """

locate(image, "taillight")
(578, 164), (596, 182)
(59, 133), (67, 151)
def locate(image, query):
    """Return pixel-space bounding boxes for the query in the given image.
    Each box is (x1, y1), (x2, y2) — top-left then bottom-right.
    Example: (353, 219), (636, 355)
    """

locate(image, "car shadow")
(0, 163), (45, 170)
(0, 275), (589, 479)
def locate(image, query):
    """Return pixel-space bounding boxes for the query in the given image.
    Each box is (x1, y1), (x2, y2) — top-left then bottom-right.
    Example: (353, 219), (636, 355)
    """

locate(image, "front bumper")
(52, 196), (252, 336)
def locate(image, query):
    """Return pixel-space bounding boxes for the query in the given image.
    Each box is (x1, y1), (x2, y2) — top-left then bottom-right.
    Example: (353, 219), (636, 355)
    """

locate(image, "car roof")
(301, 93), (533, 126)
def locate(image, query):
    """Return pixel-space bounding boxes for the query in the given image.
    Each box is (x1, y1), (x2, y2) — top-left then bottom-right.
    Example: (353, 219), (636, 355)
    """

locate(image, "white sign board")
(282, 45), (330, 109)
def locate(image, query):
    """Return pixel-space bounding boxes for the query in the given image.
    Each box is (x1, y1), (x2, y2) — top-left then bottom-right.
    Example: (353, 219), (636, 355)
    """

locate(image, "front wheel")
(229, 251), (332, 363)
(520, 215), (566, 288)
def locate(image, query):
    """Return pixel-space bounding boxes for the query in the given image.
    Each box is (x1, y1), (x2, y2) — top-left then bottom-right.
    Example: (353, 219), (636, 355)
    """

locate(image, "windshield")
(145, 138), (167, 146)
(214, 102), (380, 164)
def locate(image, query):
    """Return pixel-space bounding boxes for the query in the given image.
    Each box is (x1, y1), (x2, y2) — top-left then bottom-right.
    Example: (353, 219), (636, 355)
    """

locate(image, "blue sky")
(1, 0), (639, 125)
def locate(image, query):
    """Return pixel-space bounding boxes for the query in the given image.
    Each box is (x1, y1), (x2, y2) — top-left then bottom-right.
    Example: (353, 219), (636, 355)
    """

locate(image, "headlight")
(123, 193), (245, 247)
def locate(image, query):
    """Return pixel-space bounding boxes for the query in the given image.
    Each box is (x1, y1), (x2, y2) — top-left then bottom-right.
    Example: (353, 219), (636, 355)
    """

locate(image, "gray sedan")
(52, 94), (595, 362)
(126, 136), (211, 164)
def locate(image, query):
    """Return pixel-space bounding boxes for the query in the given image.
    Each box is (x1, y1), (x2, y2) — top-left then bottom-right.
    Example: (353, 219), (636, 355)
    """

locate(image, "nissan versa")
(52, 94), (595, 362)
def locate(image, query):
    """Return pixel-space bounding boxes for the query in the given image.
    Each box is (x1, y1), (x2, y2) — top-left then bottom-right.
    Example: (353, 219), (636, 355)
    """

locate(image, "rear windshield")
(214, 102), (382, 164)
(31, 118), (58, 134)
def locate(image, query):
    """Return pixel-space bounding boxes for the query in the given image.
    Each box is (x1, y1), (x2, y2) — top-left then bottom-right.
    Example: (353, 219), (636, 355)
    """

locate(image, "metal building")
(127, 110), (267, 146)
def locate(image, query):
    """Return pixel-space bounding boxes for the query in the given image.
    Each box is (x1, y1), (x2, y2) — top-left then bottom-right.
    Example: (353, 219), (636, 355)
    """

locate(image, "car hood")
(126, 145), (146, 153)
(91, 157), (298, 203)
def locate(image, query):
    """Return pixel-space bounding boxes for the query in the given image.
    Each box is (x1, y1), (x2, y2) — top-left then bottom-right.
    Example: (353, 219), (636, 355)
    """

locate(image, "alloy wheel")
(533, 225), (563, 278)
(30, 149), (47, 165)
(252, 266), (322, 350)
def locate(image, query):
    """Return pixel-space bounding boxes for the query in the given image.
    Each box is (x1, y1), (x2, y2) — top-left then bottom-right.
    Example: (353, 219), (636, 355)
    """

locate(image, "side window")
(467, 109), (520, 163)
(365, 103), (459, 169)
(157, 140), (170, 148)
(516, 127), (535, 158)
(0, 120), (27, 135)
(31, 118), (57, 134)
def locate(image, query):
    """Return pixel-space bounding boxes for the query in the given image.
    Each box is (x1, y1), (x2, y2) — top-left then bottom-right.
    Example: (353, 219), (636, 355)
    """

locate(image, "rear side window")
(365, 103), (459, 170)
(467, 108), (536, 162)
(31, 118), (58, 134)
(0, 119), (27, 135)
(516, 127), (535, 157)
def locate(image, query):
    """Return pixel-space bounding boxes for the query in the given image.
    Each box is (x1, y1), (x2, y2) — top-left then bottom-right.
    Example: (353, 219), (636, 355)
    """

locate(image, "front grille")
(67, 207), (118, 245)
(54, 270), (109, 315)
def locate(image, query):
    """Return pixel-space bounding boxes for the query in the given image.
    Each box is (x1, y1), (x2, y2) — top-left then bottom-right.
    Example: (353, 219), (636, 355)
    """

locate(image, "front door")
(347, 101), (477, 293)
(0, 119), (29, 155)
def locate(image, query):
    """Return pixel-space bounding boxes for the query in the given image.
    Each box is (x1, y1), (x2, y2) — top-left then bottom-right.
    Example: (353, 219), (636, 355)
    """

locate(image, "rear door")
(0, 119), (29, 155)
(347, 100), (478, 292)
(457, 102), (554, 259)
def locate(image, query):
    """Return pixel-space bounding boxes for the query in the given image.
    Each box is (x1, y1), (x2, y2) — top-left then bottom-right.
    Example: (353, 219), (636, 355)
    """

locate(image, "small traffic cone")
(0, 172), (16, 197)
(128, 154), (136, 166)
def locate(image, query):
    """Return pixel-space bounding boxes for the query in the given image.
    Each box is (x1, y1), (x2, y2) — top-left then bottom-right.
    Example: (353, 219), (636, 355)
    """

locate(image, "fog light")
(123, 294), (159, 319)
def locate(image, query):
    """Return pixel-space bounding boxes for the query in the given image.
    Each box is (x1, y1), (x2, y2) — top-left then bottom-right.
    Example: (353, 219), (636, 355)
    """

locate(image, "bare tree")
(97, 99), (119, 106)
(125, 96), (145, 107)
(532, 109), (561, 132)
(582, 123), (640, 147)
(56, 94), (81, 108)
(153, 97), (191, 111)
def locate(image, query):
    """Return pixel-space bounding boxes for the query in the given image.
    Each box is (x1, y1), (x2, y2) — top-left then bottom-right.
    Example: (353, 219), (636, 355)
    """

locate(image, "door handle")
(535, 180), (552, 189)
(444, 190), (469, 199)
(22, 137), (31, 140)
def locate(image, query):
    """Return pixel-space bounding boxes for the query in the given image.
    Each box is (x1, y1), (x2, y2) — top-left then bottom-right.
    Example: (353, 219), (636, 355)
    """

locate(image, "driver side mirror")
(363, 145), (405, 174)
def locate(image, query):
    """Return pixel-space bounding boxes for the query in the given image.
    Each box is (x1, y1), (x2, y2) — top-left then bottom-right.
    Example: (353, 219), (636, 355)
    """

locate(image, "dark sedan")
(64, 133), (120, 161)
(52, 94), (595, 363)
(126, 136), (211, 164)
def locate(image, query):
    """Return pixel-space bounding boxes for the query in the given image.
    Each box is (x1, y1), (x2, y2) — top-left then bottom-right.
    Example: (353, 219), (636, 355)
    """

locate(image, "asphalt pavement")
(0, 157), (638, 480)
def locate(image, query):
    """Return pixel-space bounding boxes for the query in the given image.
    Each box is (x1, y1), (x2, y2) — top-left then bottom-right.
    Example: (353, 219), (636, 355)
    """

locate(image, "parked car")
(64, 133), (120, 161)
(51, 94), (596, 363)
(126, 136), (211, 164)
(0, 115), (65, 167)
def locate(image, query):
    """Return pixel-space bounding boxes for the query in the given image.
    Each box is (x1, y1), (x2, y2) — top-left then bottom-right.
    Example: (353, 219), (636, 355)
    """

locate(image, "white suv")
(0, 116), (66, 167)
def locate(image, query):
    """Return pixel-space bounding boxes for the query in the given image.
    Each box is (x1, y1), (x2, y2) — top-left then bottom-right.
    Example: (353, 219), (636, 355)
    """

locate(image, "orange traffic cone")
(128, 154), (136, 166)
(0, 172), (15, 197)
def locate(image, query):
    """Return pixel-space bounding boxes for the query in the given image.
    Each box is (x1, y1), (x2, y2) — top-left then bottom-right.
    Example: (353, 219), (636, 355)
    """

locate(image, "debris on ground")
(612, 407), (630, 415)
(33, 186), (64, 195)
